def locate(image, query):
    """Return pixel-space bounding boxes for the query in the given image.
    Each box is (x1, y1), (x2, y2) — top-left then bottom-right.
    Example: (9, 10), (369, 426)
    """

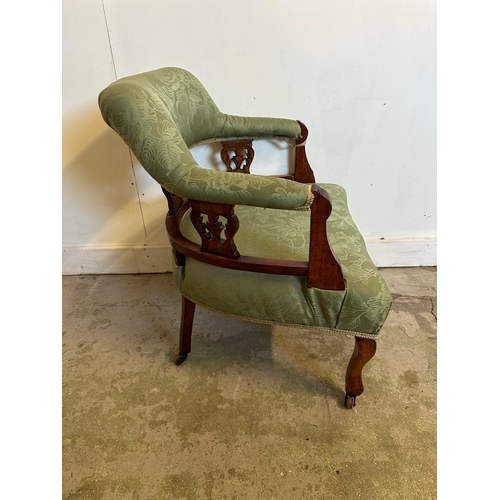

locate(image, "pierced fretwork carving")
(220, 140), (255, 174)
(190, 200), (240, 259)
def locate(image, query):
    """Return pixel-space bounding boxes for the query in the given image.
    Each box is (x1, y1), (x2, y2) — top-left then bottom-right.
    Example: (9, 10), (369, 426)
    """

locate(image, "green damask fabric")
(99, 67), (392, 337)
(175, 184), (392, 337)
(98, 67), (310, 210)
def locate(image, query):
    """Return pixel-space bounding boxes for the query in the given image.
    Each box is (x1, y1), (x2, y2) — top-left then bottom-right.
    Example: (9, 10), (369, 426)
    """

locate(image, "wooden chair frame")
(163, 121), (376, 409)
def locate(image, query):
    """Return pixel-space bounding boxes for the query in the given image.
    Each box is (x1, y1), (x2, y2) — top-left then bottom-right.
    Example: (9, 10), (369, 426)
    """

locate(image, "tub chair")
(98, 67), (392, 408)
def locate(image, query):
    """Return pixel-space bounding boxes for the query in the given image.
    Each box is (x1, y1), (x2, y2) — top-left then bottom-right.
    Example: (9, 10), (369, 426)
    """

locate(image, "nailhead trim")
(293, 185), (314, 211)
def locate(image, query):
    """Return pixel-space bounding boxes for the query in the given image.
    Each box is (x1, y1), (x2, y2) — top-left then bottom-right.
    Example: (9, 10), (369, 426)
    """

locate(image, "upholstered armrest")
(99, 84), (310, 210)
(173, 166), (313, 210)
(217, 114), (302, 141)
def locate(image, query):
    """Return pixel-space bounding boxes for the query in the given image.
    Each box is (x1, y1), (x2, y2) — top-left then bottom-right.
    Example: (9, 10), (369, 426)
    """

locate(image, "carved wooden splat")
(220, 139), (255, 174)
(189, 200), (241, 259)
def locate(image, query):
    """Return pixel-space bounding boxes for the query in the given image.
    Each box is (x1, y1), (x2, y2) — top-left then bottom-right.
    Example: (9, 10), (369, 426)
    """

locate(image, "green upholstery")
(99, 67), (311, 210)
(175, 184), (391, 338)
(98, 67), (392, 340)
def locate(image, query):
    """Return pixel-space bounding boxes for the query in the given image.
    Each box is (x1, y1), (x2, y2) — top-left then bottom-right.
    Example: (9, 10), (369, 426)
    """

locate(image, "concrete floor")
(62, 267), (436, 500)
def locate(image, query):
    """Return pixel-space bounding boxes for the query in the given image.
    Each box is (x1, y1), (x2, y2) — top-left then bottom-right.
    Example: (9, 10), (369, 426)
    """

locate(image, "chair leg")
(344, 336), (377, 409)
(174, 296), (196, 365)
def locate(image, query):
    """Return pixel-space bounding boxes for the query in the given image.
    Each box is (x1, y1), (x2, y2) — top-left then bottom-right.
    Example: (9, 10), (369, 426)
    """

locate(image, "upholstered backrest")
(109, 68), (223, 147)
(98, 67), (311, 210)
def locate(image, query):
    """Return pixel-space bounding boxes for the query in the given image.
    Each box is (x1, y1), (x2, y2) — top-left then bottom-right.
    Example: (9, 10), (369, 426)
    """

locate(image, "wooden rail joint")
(294, 121), (315, 183)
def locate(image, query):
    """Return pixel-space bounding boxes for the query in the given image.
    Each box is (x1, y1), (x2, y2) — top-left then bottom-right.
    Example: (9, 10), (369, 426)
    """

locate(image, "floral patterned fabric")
(175, 184), (392, 337)
(98, 67), (311, 210)
(99, 67), (392, 337)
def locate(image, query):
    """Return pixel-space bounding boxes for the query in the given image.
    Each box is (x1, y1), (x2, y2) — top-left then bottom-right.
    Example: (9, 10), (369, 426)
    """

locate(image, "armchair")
(99, 67), (392, 409)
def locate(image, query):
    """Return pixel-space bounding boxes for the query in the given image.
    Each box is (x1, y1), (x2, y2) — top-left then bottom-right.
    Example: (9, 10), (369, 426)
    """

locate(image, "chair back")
(99, 67), (306, 208)
(99, 67), (222, 189)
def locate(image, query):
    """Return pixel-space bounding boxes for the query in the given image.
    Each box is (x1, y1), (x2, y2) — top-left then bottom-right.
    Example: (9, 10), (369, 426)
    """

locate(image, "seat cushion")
(173, 183), (392, 337)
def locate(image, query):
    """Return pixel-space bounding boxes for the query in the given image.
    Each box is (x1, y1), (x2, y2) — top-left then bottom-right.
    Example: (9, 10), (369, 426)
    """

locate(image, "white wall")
(62, 0), (436, 274)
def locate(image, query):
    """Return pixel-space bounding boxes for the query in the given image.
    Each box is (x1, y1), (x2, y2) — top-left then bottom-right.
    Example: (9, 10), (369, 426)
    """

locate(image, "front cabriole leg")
(344, 336), (377, 409)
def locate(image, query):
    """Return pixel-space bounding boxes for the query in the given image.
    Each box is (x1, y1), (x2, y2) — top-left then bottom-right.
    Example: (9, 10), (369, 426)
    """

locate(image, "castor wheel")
(174, 353), (189, 365)
(344, 394), (356, 409)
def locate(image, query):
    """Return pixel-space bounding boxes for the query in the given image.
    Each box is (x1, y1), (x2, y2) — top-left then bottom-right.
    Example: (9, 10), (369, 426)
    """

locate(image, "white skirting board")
(62, 245), (173, 275)
(62, 238), (436, 275)
(364, 237), (436, 268)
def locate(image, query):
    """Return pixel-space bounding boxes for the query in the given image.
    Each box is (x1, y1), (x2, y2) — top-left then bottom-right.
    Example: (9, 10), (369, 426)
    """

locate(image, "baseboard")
(365, 237), (436, 267)
(62, 245), (173, 275)
(62, 237), (436, 275)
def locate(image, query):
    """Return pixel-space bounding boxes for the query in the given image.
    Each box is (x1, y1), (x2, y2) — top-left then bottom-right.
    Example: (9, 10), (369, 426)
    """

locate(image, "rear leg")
(174, 296), (196, 365)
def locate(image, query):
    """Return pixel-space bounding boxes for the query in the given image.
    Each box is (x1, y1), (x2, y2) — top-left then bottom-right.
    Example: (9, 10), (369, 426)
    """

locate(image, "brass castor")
(344, 394), (356, 409)
(174, 353), (188, 365)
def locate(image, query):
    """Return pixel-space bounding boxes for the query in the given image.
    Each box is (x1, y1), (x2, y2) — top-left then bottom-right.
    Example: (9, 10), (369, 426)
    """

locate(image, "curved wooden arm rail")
(162, 184), (345, 291)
